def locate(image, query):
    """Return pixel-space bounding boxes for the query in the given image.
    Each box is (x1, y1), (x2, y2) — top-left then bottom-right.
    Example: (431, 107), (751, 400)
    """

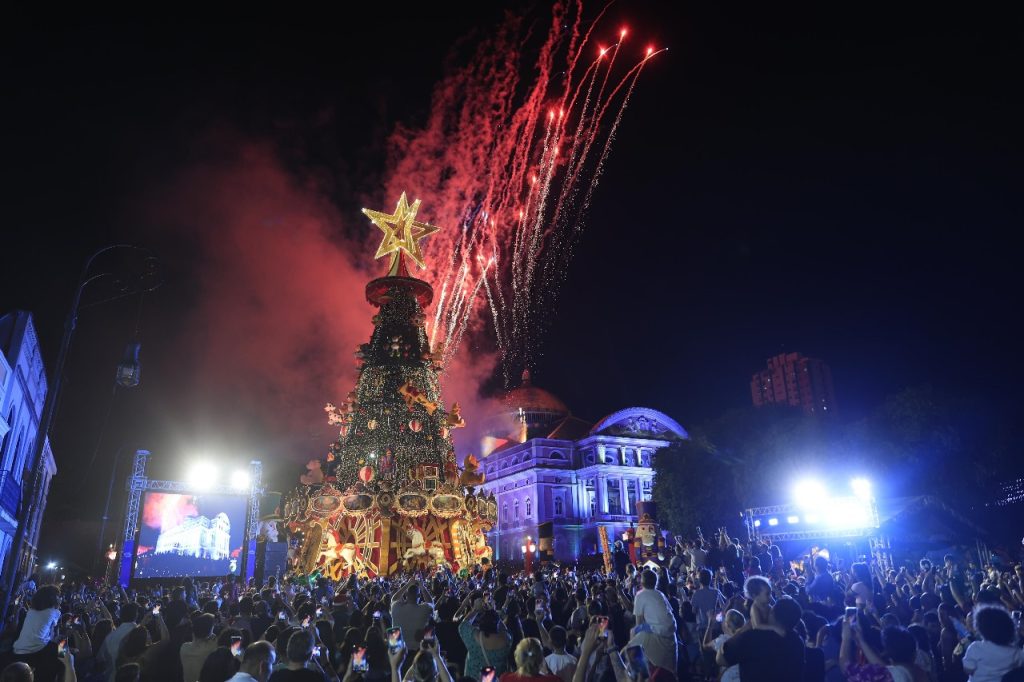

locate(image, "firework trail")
(383, 0), (662, 384)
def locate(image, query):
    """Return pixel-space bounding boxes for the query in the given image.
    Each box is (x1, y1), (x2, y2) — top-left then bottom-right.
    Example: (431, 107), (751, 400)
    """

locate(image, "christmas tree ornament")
(409, 419), (422, 432)
(398, 380), (439, 414)
(367, 419), (378, 430)
(358, 465), (375, 483)
(446, 402), (466, 428)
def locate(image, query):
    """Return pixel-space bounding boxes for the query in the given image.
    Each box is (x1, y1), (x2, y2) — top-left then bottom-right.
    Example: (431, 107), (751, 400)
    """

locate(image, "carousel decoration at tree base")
(281, 193), (495, 579)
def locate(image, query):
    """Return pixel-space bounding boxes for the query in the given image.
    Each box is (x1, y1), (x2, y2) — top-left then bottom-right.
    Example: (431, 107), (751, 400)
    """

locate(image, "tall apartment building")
(751, 352), (836, 415)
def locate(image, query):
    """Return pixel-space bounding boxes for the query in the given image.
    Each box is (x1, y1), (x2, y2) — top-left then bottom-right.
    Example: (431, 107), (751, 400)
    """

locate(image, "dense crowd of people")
(2, 531), (1023, 682)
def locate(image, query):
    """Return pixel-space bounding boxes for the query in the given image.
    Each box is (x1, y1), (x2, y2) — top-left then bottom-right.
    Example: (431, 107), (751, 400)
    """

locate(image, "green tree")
(652, 434), (741, 537)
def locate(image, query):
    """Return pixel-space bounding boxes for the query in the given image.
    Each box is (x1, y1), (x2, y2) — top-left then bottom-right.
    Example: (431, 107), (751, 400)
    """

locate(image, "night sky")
(3, 4), (1022, 570)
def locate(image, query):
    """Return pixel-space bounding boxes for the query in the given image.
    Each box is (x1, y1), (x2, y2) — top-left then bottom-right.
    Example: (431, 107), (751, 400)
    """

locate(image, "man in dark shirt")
(719, 597), (805, 682)
(267, 630), (331, 682)
(806, 556), (835, 602)
(493, 573), (511, 610)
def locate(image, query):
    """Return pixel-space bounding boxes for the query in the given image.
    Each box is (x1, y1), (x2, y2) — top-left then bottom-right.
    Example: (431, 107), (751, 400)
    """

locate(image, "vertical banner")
(598, 526), (612, 575)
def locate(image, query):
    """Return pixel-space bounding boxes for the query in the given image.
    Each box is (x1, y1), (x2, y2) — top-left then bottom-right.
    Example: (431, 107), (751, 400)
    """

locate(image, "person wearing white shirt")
(625, 570), (677, 673)
(962, 607), (1024, 682)
(99, 603), (141, 682)
(13, 586), (61, 655)
(226, 641), (277, 682)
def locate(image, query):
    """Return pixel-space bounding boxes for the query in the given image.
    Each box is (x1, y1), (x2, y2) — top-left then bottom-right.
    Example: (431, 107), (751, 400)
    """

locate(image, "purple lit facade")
(0, 312), (57, 579)
(478, 375), (686, 562)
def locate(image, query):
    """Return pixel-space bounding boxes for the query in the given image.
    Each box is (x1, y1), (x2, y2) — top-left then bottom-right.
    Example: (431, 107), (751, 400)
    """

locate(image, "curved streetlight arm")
(0, 244), (159, 617)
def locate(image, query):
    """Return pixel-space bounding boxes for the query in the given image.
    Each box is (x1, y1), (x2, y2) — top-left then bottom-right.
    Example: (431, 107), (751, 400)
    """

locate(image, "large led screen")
(133, 492), (247, 578)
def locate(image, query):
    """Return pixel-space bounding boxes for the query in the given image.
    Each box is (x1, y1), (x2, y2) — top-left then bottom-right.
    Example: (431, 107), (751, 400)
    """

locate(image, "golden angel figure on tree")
(282, 193), (496, 579)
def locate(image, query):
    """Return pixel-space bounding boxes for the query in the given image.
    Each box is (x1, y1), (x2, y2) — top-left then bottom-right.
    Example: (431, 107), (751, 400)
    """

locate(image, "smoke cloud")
(141, 135), (498, 483)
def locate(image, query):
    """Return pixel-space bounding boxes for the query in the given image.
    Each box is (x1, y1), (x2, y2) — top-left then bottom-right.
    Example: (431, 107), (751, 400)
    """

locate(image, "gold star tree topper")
(362, 192), (442, 275)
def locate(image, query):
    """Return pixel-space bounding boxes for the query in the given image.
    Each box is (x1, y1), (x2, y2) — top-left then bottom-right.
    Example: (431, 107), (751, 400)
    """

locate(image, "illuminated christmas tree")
(283, 193), (495, 578)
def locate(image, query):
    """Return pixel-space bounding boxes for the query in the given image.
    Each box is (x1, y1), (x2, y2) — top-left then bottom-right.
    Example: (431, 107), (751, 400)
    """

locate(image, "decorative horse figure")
(403, 525), (447, 569)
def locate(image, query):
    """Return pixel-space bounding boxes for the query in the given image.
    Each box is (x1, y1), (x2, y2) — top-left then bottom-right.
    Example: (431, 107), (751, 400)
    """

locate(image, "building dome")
(482, 371), (574, 455)
(501, 370), (570, 416)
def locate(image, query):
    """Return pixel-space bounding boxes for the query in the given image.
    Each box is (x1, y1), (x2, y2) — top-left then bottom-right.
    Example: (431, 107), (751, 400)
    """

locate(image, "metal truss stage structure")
(743, 497), (893, 567)
(117, 449), (264, 585)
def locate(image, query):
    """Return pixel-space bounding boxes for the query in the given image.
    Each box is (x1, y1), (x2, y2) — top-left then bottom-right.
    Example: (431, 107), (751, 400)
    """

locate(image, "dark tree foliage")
(652, 385), (1017, 538)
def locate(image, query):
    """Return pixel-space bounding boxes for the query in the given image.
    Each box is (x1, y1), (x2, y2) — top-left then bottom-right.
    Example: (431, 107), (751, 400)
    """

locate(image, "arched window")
(549, 451), (564, 460)
(0, 408), (15, 470)
(525, 497), (532, 516)
(514, 499), (520, 520)
(554, 497), (564, 516)
(503, 504), (509, 523)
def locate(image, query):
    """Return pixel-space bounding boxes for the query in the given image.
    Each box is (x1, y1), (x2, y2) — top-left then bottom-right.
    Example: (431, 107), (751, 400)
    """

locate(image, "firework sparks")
(384, 1), (663, 384)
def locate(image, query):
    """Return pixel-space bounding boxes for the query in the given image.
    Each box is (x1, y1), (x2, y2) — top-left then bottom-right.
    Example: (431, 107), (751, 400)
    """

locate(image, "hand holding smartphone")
(597, 616), (609, 638)
(386, 627), (404, 654)
(352, 645), (369, 673)
(480, 667), (496, 682)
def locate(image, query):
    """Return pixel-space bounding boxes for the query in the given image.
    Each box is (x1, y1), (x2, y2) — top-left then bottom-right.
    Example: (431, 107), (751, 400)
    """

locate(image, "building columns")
(597, 475), (608, 514)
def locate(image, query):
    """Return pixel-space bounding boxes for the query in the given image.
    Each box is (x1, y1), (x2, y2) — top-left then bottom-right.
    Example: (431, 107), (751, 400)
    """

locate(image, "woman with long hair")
(500, 638), (557, 682)
(459, 600), (512, 679)
(12, 587), (63, 682)
(116, 627), (151, 671)
(363, 625), (390, 682)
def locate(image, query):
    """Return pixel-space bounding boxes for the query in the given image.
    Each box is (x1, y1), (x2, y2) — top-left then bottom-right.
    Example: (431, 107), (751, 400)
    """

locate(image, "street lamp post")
(521, 535), (537, 574)
(0, 245), (160, 619)
(96, 446), (127, 577)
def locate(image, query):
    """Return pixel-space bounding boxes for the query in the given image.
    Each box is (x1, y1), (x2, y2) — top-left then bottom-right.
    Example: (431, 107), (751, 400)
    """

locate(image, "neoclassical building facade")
(477, 373), (686, 562)
(0, 311), (58, 579)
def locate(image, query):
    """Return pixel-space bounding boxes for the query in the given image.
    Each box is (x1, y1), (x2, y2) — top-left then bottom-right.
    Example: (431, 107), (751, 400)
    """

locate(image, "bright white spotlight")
(753, 519), (762, 528)
(787, 515), (800, 524)
(851, 478), (872, 499)
(188, 462), (217, 491)
(768, 518), (779, 526)
(794, 479), (829, 509)
(805, 514), (819, 524)
(46, 562), (57, 569)
(230, 470), (250, 491)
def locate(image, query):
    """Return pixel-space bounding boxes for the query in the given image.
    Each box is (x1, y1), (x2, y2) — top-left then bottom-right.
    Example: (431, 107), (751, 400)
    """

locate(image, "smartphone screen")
(480, 667), (496, 682)
(597, 616), (609, 638)
(302, 616), (311, 628)
(421, 625), (435, 643)
(373, 610), (382, 619)
(352, 646), (369, 672)
(230, 637), (242, 656)
(57, 638), (68, 658)
(278, 611), (288, 622)
(535, 598), (545, 612)
(386, 626), (403, 653)
(316, 608), (323, 617)
(152, 605), (160, 615)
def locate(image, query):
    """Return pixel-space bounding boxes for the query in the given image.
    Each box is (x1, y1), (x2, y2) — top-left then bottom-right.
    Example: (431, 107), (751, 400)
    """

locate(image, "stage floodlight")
(794, 479), (828, 509)
(230, 470), (251, 491)
(753, 519), (762, 528)
(46, 562), (57, 569)
(787, 515), (800, 524)
(824, 497), (871, 529)
(767, 518), (779, 526)
(188, 462), (217, 491)
(851, 477), (872, 499)
(805, 514), (819, 524)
